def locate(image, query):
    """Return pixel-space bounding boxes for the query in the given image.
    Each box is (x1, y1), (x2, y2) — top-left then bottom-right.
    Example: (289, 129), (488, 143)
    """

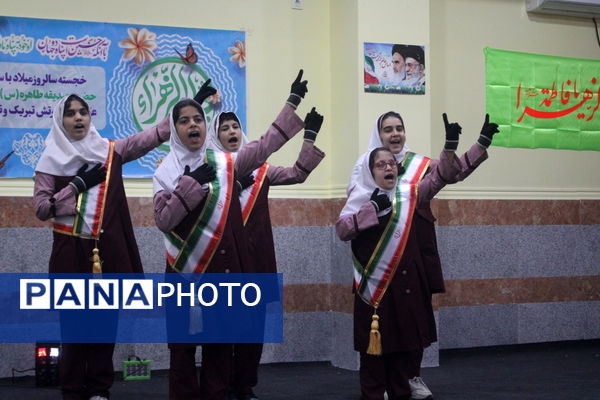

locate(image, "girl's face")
(175, 105), (206, 151)
(371, 150), (397, 190)
(218, 118), (242, 152)
(379, 116), (406, 154)
(63, 99), (91, 141)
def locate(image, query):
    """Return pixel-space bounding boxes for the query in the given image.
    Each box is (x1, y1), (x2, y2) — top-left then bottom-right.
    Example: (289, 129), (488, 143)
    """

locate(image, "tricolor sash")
(240, 163), (270, 225)
(165, 149), (234, 274)
(53, 140), (115, 240)
(353, 152), (430, 307)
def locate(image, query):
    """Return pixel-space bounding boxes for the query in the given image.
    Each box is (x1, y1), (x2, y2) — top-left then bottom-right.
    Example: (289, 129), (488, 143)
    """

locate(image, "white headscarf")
(206, 110), (248, 157)
(340, 147), (394, 217)
(35, 94), (109, 176)
(153, 99), (207, 194)
(347, 112), (410, 194)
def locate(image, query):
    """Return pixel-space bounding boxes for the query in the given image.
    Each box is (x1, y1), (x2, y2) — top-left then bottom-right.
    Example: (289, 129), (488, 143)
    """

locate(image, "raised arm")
(453, 142), (488, 181)
(115, 117), (171, 163)
(434, 113), (498, 183)
(454, 114), (498, 181)
(416, 113), (465, 204)
(267, 142), (325, 185)
(235, 104), (304, 177)
(418, 150), (462, 205)
(267, 107), (325, 185)
(235, 70), (309, 176)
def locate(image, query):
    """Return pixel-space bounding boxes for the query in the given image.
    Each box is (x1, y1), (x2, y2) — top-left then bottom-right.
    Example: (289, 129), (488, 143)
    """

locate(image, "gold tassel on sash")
(366, 307), (382, 355)
(92, 244), (102, 273)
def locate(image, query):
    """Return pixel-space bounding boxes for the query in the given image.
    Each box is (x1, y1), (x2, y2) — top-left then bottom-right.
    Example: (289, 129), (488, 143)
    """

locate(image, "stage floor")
(1, 339), (598, 399)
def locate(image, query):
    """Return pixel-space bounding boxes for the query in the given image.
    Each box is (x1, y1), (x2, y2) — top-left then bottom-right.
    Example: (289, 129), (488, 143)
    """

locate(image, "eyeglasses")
(373, 160), (397, 170)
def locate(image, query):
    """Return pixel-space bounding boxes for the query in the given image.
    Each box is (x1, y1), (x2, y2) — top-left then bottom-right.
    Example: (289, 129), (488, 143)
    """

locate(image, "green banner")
(485, 47), (600, 151)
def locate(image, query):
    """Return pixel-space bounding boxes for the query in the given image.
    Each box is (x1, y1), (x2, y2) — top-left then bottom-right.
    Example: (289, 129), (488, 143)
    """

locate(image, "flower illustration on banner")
(118, 28), (158, 66)
(208, 90), (222, 105)
(228, 40), (246, 68)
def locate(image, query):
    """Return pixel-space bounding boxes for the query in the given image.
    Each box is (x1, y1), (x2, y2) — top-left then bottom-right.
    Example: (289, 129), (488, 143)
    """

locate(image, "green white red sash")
(353, 152), (430, 307)
(53, 140), (115, 239)
(165, 149), (234, 274)
(240, 163), (269, 225)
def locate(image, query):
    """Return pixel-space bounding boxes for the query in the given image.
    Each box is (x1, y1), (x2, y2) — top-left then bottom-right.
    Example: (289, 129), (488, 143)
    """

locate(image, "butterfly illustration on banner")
(175, 43), (198, 65)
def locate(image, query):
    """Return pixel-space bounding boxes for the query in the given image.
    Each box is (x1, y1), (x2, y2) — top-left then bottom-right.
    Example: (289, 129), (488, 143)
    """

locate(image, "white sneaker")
(409, 376), (433, 399)
(89, 396), (108, 400)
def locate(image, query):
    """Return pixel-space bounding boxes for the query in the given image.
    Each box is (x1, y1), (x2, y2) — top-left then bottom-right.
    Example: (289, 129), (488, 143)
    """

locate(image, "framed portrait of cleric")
(0, 16), (246, 178)
(364, 42), (425, 95)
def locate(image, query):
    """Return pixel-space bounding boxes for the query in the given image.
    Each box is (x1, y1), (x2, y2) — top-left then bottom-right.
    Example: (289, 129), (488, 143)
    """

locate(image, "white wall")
(431, 0), (600, 199)
(2, 0), (599, 199)
(0, 0), (335, 198)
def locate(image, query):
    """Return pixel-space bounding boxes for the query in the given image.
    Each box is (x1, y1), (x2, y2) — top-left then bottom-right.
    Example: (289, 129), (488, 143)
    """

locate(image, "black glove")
(193, 79), (217, 105)
(442, 113), (462, 152)
(183, 164), (216, 185)
(69, 163), (106, 194)
(370, 188), (391, 213)
(286, 69), (308, 109)
(477, 113), (500, 148)
(303, 107), (324, 142)
(236, 174), (255, 193)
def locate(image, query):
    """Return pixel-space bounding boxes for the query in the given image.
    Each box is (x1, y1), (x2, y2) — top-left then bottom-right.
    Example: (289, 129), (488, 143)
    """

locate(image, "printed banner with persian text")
(485, 47), (600, 151)
(0, 16), (246, 177)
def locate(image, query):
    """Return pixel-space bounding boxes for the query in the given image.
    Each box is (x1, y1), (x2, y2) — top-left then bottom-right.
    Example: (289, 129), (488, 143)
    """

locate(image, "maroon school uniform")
(40, 157), (143, 275)
(164, 182), (247, 400)
(336, 150), (463, 400)
(153, 104), (304, 400)
(232, 143), (325, 398)
(33, 120), (170, 400)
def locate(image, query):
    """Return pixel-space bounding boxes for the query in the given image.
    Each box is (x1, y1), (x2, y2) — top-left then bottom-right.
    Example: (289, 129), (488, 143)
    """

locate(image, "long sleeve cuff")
(286, 93), (302, 109)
